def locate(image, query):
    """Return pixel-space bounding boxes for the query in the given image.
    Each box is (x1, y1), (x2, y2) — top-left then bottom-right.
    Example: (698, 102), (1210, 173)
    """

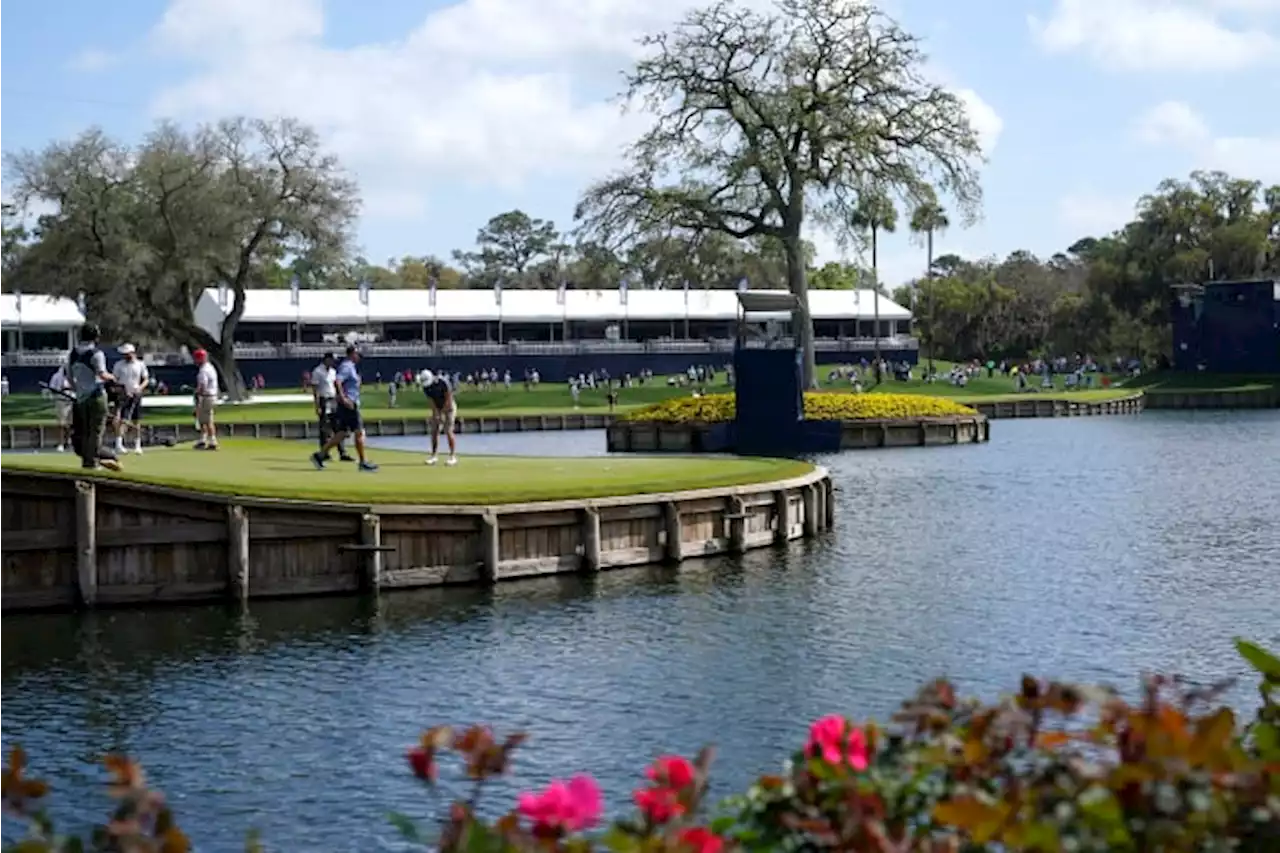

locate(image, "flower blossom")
(806, 715), (870, 770)
(676, 826), (725, 853)
(634, 785), (685, 823)
(645, 755), (696, 790)
(634, 754), (698, 825)
(405, 746), (436, 782)
(516, 774), (602, 835)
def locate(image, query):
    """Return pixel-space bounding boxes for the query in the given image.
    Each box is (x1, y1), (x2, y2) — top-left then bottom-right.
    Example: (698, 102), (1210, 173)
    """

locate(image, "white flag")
(358, 279), (371, 306)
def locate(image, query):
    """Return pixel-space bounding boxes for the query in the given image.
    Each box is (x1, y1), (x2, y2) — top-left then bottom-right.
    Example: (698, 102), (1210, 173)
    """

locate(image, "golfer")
(312, 345), (378, 472)
(193, 349), (219, 450)
(67, 323), (120, 471)
(112, 343), (150, 455)
(419, 369), (457, 466)
(310, 352), (351, 462)
(48, 365), (73, 452)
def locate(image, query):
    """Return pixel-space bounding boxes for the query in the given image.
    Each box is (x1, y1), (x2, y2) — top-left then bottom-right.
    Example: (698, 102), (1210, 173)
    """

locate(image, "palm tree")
(850, 190), (898, 366)
(910, 192), (950, 371)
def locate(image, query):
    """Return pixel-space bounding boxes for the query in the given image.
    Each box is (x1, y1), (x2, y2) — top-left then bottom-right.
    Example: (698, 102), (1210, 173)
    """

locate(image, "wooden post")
(361, 513), (383, 592)
(663, 502), (683, 562)
(773, 489), (790, 543)
(728, 496), (747, 554)
(581, 507), (601, 572)
(227, 505), (250, 605)
(74, 480), (97, 609)
(813, 481), (826, 532)
(823, 479), (835, 530)
(480, 512), (500, 583)
(802, 485), (819, 537)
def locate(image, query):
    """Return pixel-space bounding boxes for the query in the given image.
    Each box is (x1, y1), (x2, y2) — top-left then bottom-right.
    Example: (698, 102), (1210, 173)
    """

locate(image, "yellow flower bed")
(623, 393), (977, 423)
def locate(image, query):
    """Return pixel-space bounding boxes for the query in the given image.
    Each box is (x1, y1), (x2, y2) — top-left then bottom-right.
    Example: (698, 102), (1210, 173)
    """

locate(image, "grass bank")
(0, 439), (813, 505)
(0, 366), (1133, 426)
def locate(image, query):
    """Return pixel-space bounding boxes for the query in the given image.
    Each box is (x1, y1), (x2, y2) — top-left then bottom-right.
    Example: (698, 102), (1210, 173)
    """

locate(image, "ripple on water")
(4, 412), (1280, 851)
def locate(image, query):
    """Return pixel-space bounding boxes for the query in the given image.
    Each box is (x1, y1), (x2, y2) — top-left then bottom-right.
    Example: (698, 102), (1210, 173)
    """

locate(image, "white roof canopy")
(0, 294), (85, 330)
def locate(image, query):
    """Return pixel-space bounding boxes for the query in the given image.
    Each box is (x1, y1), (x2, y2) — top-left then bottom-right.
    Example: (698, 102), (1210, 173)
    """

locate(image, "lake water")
(4, 411), (1279, 851)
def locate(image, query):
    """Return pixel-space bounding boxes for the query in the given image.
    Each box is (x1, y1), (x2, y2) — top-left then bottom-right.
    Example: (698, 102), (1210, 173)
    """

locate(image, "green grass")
(0, 366), (1135, 426)
(1117, 371), (1280, 394)
(0, 439), (814, 505)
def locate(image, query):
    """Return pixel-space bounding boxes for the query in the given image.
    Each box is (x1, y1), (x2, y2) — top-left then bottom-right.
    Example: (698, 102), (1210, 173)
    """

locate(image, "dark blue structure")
(1172, 279), (1280, 374)
(727, 293), (843, 457)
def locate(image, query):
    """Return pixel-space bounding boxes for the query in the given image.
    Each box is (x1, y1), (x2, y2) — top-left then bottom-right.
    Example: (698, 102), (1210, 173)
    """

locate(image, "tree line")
(3, 0), (1278, 393)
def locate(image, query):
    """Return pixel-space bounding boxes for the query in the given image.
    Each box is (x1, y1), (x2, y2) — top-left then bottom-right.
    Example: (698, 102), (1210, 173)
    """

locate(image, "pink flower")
(806, 715), (870, 770)
(516, 774), (602, 835)
(645, 755), (696, 790)
(634, 785), (685, 824)
(676, 827), (725, 853)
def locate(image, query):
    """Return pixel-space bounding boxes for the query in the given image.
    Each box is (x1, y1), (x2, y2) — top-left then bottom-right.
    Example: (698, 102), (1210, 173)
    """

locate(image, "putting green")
(0, 439), (813, 505)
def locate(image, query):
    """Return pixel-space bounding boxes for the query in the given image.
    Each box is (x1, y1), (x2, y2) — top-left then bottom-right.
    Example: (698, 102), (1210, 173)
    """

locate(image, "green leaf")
(1253, 722), (1280, 760)
(386, 811), (422, 844)
(709, 815), (737, 835)
(1235, 638), (1280, 679)
(601, 826), (641, 853)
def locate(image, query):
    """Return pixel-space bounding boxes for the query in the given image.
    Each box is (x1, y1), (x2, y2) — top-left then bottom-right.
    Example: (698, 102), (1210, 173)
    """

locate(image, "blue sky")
(3, 0), (1278, 284)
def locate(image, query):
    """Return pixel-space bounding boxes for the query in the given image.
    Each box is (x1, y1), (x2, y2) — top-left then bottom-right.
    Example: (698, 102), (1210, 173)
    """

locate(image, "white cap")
(418, 369), (434, 387)
(118, 343), (136, 355)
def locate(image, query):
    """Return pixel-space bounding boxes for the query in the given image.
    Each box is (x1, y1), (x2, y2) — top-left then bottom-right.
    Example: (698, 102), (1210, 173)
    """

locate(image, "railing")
(2, 337), (919, 367)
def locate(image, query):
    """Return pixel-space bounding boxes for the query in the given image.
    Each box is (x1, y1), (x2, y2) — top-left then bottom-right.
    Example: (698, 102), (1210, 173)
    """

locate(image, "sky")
(2, 0), (1278, 286)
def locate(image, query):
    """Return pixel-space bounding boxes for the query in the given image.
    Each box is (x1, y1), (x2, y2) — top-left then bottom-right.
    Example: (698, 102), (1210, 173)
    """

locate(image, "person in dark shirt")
(418, 369), (457, 466)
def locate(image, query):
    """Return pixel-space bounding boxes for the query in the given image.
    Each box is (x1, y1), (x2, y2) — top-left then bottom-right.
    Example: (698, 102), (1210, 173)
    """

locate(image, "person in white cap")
(418, 368), (457, 465)
(112, 343), (150, 454)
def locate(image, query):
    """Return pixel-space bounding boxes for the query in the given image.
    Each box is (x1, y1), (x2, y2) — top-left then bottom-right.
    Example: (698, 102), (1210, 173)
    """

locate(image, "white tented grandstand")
(0, 294), (84, 354)
(195, 287), (912, 346)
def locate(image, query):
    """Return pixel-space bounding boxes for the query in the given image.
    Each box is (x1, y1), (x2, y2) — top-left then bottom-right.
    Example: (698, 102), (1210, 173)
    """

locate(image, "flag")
(494, 279), (503, 305)
(737, 276), (749, 293)
(76, 291), (87, 315)
(428, 277), (438, 307)
(358, 279), (371, 306)
(13, 289), (22, 314)
(683, 279), (689, 305)
(556, 280), (567, 305)
(289, 276), (300, 306)
(619, 276), (629, 305)
(217, 283), (229, 309)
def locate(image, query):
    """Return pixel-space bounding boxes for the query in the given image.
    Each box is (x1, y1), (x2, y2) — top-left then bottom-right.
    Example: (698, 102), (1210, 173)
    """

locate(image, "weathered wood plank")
(97, 522), (228, 548)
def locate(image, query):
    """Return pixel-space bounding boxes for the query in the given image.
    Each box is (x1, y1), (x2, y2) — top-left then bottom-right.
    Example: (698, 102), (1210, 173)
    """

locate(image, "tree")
(455, 210), (559, 286)
(574, 0), (983, 386)
(850, 189), (898, 361)
(910, 189), (950, 369)
(5, 118), (358, 399)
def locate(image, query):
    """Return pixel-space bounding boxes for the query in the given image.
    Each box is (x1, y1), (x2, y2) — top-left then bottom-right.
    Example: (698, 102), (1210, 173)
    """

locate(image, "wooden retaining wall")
(0, 395), (1144, 450)
(0, 467), (833, 613)
(606, 415), (990, 453)
(1142, 388), (1279, 410)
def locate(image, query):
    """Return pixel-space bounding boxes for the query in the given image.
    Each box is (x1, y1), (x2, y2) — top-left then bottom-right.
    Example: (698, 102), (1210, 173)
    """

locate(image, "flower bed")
(622, 392), (978, 424)
(6, 640), (1277, 852)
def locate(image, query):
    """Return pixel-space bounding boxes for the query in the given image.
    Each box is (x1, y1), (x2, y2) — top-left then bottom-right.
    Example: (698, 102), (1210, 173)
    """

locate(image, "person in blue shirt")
(311, 345), (377, 472)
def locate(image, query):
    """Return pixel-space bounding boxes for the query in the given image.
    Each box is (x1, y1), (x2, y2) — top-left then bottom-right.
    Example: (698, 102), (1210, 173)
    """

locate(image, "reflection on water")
(4, 411), (1280, 851)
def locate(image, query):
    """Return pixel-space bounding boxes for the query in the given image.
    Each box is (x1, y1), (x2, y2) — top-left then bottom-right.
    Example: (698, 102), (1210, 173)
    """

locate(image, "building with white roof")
(1, 294), (85, 353)
(196, 287), (912, 345)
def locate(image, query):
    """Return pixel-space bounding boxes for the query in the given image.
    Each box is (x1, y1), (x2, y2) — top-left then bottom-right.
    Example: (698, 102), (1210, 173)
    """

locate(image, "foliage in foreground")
(623, 392), (978, 424)
(4, 640), (1278, 853)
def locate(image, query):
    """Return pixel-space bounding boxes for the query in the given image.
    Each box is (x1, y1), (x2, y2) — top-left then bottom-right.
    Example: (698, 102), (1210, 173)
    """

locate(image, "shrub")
(622, 393), (978, 424)
(4, 640), (1277, 852)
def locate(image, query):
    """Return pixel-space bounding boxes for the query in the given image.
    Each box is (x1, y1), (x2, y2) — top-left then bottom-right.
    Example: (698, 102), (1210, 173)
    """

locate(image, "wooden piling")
(663, 502), (684, 562)
(773, 489), (790, 543)
(728, 496), (747, 554)
(802, 485), (819, 537)
(581, 507), (601, 572)
(361, 513), (383, 591)
(74, 480), (97, 609)
(823, 479), (835, 530)
(480, 512), (500, 582)
(227, 505), (250, 604)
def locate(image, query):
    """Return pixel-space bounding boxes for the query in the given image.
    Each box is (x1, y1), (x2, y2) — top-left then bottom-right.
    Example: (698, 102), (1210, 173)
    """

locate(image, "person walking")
(418, 369), (458, 466)
(66, 323), (119, 470)
(192, 349), (219, 450)
(48, 365), (73, 452)
(310, 352), (351, 462)
(312, 345), (377, 472)
(112, 343), (150, 455)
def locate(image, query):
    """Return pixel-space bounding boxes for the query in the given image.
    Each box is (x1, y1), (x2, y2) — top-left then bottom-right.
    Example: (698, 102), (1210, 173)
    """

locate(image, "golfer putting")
(418, 369), (457, 466)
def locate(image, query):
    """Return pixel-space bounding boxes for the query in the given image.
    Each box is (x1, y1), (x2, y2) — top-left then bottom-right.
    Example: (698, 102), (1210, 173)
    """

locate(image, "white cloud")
(1057, 192), (1137, 235)
(1131, 101), (1280, 181)
(146, 0), (999, 219)
(67, 48), (119, 73)
(1028, 0), (1280, 71)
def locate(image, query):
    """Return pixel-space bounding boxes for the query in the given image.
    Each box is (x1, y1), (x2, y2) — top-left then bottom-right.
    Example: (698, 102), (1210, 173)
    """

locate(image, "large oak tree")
(574, 0), (983, 385)
(5, 117), (358, 399)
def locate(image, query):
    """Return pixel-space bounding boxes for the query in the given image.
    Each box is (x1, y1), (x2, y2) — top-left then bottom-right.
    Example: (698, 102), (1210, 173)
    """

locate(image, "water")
(5, 412), (1279, 851)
